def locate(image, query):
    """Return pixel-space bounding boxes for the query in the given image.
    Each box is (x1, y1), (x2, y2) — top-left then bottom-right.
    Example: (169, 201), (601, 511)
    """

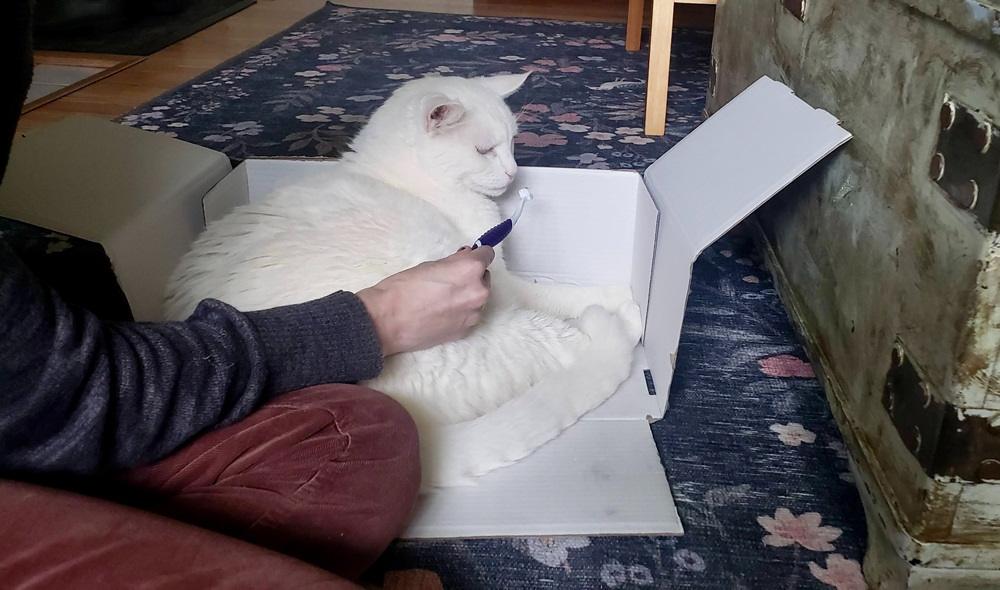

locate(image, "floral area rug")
(114, 3), (867, 588)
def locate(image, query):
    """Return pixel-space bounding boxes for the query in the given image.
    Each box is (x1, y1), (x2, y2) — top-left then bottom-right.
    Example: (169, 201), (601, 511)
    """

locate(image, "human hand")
(357, 247), (495, 356)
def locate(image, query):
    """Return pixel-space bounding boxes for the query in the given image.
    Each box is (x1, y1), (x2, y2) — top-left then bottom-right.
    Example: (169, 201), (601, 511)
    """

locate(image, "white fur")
(165, 73), (641, 487)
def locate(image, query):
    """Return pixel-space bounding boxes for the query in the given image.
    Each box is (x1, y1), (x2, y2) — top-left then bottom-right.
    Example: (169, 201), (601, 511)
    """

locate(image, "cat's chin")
(474, 183), (514, 198)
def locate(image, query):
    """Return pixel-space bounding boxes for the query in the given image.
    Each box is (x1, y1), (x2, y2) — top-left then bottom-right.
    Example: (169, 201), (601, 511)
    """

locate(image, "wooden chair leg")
(626, 0), (645, 52)
(644, 0), (674, 136)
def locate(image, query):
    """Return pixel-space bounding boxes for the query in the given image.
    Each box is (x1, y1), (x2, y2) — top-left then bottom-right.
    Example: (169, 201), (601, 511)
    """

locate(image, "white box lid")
(640, 76), (852, 406)
(643, 76), (852, 259)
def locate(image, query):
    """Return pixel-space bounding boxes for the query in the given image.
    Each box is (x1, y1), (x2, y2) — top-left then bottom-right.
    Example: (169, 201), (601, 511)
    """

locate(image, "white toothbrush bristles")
(511, 188), (533, 225)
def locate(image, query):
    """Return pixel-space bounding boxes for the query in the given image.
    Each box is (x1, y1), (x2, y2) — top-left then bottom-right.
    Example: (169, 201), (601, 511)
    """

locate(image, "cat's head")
(352, 72), (530, 197)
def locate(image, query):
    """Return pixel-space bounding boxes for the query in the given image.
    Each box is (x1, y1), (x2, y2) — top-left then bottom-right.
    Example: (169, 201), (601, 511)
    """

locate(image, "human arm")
(0, 239), (383, 474)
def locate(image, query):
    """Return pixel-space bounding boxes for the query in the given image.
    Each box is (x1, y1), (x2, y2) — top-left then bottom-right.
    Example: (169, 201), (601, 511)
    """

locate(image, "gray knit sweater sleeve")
(0, 240), (383, 475)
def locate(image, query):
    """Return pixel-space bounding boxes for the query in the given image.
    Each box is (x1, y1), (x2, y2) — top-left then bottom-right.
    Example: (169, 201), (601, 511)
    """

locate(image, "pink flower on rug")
(316, 64), (350, 72)
(759, 354), (815, 378)
(515, 132), (567, 147)
(620, 135), (654, 145)
(551, 112), (582, 123)
(521, 64), (550, 73)
(515, 536), (590, 570)
(808, 554), (866, 590)
(430, 33), (467, 42)
(296, 114), (330, 123)
(757, 508), (842, 551)
(522, 103), (550, 113)
(769, 422), (817, 446)
(559, 65), (584, 73)
(534, 59), (557, 66)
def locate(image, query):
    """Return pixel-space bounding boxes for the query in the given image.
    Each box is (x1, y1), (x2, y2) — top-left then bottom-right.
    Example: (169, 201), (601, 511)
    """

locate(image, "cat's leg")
(492, 266), (641, 338)
(422, 303), (640, 487)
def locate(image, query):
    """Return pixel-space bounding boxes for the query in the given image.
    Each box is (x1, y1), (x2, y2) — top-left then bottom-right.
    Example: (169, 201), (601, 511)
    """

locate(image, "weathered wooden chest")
(709, 0), (1000, 587)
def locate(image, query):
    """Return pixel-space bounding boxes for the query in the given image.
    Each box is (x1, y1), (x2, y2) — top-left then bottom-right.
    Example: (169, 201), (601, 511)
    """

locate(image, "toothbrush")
(470, 188), (534, 250)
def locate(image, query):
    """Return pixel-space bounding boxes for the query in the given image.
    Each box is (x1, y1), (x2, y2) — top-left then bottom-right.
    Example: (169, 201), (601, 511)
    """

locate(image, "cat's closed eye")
(477, 145), (496, 155)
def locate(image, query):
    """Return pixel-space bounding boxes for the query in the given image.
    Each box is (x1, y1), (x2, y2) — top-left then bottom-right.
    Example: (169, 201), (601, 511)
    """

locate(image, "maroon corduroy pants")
(0, 384), (422, 588)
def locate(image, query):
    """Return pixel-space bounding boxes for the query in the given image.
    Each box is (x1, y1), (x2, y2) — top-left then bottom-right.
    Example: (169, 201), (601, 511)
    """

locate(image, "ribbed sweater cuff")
(245, 291), (383, 394)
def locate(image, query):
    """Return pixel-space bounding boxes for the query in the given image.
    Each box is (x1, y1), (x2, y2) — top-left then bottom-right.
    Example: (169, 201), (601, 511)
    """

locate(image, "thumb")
(468, 245), (495, 267)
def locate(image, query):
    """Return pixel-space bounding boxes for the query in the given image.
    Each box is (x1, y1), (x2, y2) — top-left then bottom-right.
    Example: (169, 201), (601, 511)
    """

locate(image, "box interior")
(202, 157), (681, 538)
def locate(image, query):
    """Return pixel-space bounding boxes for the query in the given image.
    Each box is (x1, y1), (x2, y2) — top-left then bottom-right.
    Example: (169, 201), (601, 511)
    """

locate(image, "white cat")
(165, 73), (642, 487)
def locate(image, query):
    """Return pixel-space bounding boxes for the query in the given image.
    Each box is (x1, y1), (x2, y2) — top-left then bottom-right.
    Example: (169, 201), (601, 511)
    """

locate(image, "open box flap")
(643, 76), (852, 259)
(640, 77), (851, 412)
(0, 116), (232, 320)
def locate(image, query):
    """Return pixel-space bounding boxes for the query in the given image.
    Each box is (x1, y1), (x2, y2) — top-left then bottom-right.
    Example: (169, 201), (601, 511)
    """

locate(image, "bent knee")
(279, 384), (420, 466)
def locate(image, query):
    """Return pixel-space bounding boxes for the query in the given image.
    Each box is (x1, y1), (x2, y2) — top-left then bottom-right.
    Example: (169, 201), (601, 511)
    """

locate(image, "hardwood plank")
(23, 56), (144, 114)
(34, 52), (138, 68)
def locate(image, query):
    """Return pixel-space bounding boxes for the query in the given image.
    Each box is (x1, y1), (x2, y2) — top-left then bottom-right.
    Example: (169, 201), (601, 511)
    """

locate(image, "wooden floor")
(18, 0), (713, 132)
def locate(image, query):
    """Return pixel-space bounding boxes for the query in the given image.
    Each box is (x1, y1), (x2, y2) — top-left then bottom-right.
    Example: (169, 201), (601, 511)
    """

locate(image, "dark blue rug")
(28, 3), (870, 587)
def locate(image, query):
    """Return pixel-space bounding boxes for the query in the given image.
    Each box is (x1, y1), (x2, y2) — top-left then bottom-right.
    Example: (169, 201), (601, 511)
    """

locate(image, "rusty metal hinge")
(883, 340), (1000, 482)
(930, 96), (1000, 231)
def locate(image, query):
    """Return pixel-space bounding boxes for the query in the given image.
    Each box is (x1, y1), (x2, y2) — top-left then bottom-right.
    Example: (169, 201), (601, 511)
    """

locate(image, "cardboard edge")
(632, 177), (660, 339)
(203, 162), (251, 225)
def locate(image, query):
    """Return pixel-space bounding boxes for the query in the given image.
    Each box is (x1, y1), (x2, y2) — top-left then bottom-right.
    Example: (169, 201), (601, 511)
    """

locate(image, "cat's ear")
(477, 72), (531, 99)
(421, 93), (466, 133)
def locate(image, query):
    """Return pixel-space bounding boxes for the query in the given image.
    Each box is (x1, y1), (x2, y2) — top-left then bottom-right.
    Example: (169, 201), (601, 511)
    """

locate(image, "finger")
(443, 247), (471, 262)
(468, 245), (495, 268)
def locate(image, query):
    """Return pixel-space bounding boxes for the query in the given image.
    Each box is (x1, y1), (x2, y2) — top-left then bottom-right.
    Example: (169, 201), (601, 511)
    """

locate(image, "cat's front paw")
(577, 301), (641, 347)
(592, 285), (636, 315)
(617, 300), (643, 344)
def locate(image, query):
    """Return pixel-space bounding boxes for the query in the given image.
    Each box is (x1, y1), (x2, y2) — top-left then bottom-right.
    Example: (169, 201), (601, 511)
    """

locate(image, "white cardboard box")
(0, 77), (851, 539)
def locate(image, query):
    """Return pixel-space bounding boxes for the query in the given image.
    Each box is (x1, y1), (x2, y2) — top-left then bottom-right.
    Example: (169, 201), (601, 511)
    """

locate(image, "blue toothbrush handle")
(471, 219), (513, 249)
